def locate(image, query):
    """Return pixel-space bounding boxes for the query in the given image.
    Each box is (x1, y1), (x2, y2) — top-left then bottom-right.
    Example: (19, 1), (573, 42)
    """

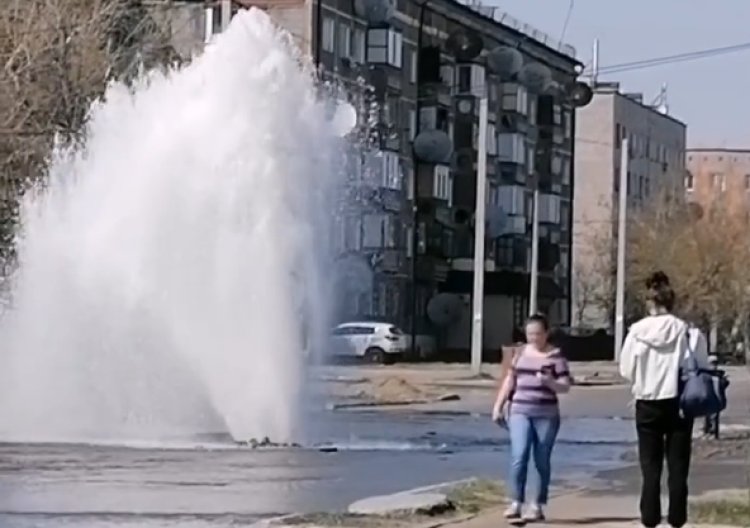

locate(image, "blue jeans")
(508, 413), (561, 505)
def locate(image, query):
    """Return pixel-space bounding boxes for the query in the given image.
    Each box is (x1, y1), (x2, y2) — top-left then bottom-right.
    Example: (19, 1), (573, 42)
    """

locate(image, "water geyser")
(0, 9), (342, 444)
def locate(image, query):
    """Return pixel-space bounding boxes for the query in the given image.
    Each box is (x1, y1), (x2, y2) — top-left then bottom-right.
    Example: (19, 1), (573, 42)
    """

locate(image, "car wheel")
(382, 353), (400, 366)
(364, 347), (385, 364)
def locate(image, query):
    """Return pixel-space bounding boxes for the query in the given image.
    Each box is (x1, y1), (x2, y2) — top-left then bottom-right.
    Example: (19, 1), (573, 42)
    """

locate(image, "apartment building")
(686, 148), (750, 220)
(572, 82), (687, 328)
(165, 0), (582, 352)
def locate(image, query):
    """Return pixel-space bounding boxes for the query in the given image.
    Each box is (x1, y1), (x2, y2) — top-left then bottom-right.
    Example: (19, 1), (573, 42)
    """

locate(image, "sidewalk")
(446, 493), (737, 528)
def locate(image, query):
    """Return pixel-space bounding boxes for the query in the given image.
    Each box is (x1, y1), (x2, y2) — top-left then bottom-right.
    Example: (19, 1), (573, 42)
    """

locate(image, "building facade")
(686, 148), (750, 220)
(167, 0), (582, 354)
(572, 82), (687, 328)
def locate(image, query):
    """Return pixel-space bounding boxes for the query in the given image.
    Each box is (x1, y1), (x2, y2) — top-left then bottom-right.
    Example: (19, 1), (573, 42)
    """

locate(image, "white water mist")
(0, 9), (342, 443)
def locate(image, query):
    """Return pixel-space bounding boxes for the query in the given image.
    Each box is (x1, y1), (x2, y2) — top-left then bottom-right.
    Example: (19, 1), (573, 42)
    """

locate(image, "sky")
(494, 0), (750, 148)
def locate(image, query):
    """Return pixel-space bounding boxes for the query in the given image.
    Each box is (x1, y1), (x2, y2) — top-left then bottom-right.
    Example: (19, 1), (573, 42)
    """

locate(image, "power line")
(585, 40), (750, 76)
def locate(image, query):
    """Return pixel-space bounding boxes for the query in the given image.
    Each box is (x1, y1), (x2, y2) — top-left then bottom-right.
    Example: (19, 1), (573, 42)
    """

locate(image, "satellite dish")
(353, 0), (396, 24)
(330, 101), (357, 137)
(518, 62), (552, 93)
(445, 30), (484, 62)
(413, 129), (453, 164)
(566, 81), (594, 108)
(427, 293), (464, 326)
(486, 206), (509, 238)
(487, 46), (523, 79)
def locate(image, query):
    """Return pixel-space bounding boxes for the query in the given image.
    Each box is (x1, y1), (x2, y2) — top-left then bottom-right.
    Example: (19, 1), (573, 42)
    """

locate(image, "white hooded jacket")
(619, 314), (710, 400)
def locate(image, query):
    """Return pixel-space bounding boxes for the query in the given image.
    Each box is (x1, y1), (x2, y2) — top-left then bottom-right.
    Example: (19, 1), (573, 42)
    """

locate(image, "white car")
(330, 322), (406, 363)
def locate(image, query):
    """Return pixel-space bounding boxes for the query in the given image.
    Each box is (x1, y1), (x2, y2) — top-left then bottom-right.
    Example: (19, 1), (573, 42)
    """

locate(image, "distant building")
(162, 0), (582, 354)
(686, 148), (750, 221)
(572, 82), (687, 329)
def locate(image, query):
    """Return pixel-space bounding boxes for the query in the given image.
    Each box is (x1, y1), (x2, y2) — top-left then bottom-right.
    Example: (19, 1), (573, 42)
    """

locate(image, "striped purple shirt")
(509, 346), (571, 417)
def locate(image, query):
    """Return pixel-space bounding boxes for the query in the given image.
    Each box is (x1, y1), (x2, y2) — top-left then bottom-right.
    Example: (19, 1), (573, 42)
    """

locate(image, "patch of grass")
(276, 480), (505, 527)
(690, 499), (750, 527)
(446, 479), (505, 514)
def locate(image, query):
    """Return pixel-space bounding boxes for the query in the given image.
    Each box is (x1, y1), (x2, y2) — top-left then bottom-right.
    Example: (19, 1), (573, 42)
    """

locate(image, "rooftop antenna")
(592, 38), (600, 86)
(653, 82), (669, 115)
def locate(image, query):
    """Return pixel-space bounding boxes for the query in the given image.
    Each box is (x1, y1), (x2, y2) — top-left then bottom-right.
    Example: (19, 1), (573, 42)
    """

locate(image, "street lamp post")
(409, 1), (429, 360)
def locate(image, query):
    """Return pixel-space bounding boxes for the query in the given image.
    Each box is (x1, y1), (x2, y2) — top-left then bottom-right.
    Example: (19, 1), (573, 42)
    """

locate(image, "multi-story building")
(572, 82), (687, 329)
(686, 148), (750, 220)
(164, 0), (583, 354)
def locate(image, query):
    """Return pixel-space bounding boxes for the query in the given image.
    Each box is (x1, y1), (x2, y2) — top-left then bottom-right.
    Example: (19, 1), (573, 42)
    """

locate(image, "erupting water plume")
(0, 9), (344, 444)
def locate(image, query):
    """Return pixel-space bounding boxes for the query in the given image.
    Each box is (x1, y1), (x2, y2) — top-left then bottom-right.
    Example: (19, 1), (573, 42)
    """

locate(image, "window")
(538, 193), (561, 224)
(362, 214), (396, 248)
(381, 150), (402, 190)
(419, 106), (449, 132)
(552, 104), (562, 126)
(711, 172), (726, 192)
(487, 123), (497, 156)
(497, 237), (513, 267)
(746, 174), (750, 190)
(408, 110), (416, 140)
(527, 144), (535, 175)
(388, 30), (403, 68)
(560, 202), (570, 231)
(638, 175), (645, 199)
(561, 156), (570, 185)
(337, 215), (362, 251)
(352, 27), (366, 63)
(321, 17), (335, 53)
(615, 123), (621, 145)
(367, 28), (402, 68)
(497, 185), (526, 215)
(497, 133), (526, 164)
(410, 50), (417, 83)
(433, 165), (452, 204)
(562, 110), (572, 139)
(456, 64), (484, 96)
(502, 83), (528, 115)
(338, 24), (351, 58)
(685, 171), (694, 191)
(440, 64), (454, 89)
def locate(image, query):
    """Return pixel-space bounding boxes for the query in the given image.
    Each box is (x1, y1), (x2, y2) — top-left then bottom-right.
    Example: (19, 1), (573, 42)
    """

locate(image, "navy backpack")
(679, 331), (729, 418)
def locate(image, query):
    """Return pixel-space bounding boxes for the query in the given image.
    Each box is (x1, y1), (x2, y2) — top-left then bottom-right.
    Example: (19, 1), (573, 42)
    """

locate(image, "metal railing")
(457, 0), (577, 59)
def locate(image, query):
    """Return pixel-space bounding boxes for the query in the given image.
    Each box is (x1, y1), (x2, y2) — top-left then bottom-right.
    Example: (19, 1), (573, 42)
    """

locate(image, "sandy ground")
(318, 363), (749, 422)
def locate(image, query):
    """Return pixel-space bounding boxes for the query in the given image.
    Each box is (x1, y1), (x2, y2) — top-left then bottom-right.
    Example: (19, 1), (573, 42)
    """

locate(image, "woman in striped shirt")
(492, 314), (572, 522)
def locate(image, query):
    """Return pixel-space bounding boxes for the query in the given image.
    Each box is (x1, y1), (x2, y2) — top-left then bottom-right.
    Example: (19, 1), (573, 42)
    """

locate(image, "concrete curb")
(250, 478), (482, 527)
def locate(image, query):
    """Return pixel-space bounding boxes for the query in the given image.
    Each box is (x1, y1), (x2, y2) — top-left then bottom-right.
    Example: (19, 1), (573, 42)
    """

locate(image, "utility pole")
(528, 184), (539, 316)
(614, 138), (629, 362)
(470, 90), (489, 376)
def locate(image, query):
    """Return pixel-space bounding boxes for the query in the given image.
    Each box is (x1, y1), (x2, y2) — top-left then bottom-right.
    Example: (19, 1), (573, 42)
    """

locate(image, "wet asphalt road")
(0, 409), (635, 528)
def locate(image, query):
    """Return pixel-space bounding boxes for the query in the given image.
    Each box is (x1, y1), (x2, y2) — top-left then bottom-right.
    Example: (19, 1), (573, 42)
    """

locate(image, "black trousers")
(635, 398), (693, 528)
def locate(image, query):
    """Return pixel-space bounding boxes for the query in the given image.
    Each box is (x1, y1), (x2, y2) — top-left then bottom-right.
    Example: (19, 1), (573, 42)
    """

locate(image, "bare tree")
(0, 0), (177, 263)
(627, 192), (750, 362)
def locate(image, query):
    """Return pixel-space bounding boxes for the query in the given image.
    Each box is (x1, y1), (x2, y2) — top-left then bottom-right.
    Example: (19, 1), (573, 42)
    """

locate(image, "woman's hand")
(492, 402), (505, 423)
(536, 370), (553, 384)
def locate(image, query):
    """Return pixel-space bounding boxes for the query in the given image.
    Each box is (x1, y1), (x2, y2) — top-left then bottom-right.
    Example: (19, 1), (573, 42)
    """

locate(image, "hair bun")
(646, 271), (670, 289)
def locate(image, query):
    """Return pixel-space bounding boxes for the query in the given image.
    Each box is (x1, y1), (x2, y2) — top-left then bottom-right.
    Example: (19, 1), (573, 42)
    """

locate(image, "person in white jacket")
(619, 273), (709, 528)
